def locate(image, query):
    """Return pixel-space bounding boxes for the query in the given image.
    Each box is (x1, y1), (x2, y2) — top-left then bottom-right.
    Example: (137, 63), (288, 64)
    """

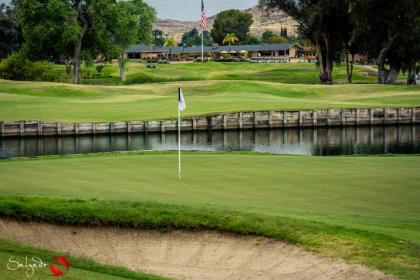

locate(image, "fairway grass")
(0, 152), (419, 279)
(0, 237), (165, 279)
(54, 62), (378, 85)
(1, 79), (419, 121)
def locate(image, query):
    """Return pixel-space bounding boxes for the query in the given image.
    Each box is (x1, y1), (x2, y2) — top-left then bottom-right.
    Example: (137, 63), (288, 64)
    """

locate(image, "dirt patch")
(0, 219), (395, 280)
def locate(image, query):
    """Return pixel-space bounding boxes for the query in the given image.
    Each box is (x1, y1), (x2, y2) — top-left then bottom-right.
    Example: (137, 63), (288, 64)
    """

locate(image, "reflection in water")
(0, 125), (419, 158)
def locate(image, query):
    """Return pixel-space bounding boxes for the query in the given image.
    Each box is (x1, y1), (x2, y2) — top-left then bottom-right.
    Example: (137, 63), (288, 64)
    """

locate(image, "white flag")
(178, 87), (186, 112)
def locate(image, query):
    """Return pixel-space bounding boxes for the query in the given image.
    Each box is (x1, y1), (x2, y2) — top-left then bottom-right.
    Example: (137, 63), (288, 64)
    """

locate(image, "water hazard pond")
(0, 125), (419, 159)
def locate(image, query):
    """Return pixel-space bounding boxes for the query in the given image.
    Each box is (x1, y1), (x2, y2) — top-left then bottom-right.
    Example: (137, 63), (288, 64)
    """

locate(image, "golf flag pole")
(178, 87), (186, 180)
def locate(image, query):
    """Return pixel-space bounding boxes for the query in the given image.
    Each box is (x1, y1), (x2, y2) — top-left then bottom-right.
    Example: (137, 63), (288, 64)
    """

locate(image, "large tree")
(211, 9), (253, 45)
(152, 29), (164, 47)
(181, 28), (213, 47)
(401, 16), (420, 85)
(111, 0), (155, 81)
(15, 0), (140, 84)
(0, 3), (22, 59)
(261, 30), (287, 44)
(351, 0), (419, 84)
(260, 0), (350, 85)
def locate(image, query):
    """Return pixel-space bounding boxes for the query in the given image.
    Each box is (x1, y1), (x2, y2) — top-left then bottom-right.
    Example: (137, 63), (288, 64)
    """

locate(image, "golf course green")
(0, 152), (419, 279)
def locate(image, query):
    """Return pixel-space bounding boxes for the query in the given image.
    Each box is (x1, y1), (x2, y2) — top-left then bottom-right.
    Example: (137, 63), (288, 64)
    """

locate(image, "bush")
(0, 52), (55, 81)
(213, 58), (249, 63)
(96, 64), (105, 74)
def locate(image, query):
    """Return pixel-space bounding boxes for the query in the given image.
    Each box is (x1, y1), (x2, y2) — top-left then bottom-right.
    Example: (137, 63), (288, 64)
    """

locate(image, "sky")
(0, 0), (259, 21)
(144, 0), (258, 21)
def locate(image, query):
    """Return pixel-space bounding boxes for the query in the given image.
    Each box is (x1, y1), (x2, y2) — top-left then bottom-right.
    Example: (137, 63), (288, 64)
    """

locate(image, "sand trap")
(0, 219), (395, 280)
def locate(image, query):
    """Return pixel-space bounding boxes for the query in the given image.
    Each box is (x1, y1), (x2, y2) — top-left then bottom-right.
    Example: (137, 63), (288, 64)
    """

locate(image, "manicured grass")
(1, 79), (419, 121)
(54, 61), (379, 85)
(0, 152), (419, 278)
(0, 237), (166, 279)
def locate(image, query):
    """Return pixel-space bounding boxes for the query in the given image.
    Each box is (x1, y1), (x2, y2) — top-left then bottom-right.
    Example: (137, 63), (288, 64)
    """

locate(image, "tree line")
(1, 1), (419, 85)
(1, 0), (155, 83)
(260, 0), (420, 85)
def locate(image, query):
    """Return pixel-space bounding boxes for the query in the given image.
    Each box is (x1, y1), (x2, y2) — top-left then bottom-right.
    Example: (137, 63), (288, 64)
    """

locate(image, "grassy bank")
(0, 152), (419, 278)
(52, 62), (379, 85)
(0, 237), (165, 279)
(1, 79), (419, 121)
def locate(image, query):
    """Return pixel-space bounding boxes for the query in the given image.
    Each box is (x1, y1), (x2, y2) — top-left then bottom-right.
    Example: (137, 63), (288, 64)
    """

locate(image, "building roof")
(126, 43), (298, 55)
(125, 44), (150, 53)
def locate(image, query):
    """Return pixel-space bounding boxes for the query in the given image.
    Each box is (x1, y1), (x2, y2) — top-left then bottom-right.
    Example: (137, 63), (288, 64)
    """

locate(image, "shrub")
(96, 64), (105, 74)
(213, 58), (249, 63)
(0, 52), (55, 81)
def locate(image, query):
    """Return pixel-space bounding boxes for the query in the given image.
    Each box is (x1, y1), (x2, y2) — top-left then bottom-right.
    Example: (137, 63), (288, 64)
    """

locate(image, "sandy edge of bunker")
(0, 219), (396, 280)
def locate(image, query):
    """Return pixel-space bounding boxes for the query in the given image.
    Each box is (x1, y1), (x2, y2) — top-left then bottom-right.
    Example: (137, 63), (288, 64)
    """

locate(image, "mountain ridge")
(153, 5), (298, 41)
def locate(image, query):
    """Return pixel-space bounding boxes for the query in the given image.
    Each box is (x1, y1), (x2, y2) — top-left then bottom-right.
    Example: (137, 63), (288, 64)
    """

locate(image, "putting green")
(0, 152), (419, 245)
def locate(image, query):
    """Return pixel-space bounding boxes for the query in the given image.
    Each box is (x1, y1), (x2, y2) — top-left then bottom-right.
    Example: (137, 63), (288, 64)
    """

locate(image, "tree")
(164, 37), (177, 47)
(152, 29), (165, 47)
(135, 0), (155, 45)
(222, 33), (238, 47)
(341, 3), (363, 84)
(260, 0), (350, 85)
(401, 16), (420, 85)
(211, 9), (253, 45)
(15, 0), (153, 84)
(0, 3), (22, 59)
(112, 0), (155, 81)
(261, 30), (287, 44)
(247, 35), (261, 45)
(344, 30), (366, 84)
(351, 0), (419, 84)
(181, 28), (213, 47)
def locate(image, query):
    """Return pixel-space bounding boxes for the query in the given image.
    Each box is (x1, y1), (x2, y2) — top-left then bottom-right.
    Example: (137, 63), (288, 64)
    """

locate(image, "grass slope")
(0, 152), (419, 278)
(1, 79), (419, 121)
(53, 62), (379, 85)
(0, 237), (165, 279)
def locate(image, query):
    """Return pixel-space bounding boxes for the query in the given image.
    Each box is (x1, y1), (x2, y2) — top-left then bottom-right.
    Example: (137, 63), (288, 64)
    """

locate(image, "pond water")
(0, 125), (419, 159)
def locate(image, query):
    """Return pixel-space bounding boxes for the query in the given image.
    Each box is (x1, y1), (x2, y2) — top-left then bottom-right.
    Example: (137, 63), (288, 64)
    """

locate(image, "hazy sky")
(144, 0), (258, 21)
(0, 0), (259, 21)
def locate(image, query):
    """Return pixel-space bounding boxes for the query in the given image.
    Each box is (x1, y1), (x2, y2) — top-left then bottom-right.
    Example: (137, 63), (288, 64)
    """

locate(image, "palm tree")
(222, 33), (239, 48)
(163, 37), (178, 59)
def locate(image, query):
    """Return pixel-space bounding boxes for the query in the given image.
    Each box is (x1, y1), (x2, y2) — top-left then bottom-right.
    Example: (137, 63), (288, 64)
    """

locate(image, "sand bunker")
(0, 219), (395, 280)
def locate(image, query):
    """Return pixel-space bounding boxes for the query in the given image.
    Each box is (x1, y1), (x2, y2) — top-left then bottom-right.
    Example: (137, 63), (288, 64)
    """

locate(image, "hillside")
(153, 6), (298, 41)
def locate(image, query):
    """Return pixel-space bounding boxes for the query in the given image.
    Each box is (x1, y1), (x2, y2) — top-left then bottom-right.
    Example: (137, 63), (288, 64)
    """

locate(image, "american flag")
(201, 0), (207, 30)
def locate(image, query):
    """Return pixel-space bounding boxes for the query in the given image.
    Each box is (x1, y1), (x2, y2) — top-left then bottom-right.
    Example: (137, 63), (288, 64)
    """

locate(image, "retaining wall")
(1, 107), (419, 138)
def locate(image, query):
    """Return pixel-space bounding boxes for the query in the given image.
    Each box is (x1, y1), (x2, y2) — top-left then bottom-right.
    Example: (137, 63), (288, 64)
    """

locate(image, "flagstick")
(178, 105), (181, 180)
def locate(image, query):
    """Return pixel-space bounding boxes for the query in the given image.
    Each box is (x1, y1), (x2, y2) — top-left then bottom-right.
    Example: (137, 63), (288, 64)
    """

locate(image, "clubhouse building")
(126, 43), (315, 62)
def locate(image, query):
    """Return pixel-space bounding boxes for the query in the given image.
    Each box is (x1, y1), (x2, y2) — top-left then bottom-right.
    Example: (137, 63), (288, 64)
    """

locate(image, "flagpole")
(201, 0), (204, 62)
(178, 105), (181, 180)
(201, 29), (204, 62)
